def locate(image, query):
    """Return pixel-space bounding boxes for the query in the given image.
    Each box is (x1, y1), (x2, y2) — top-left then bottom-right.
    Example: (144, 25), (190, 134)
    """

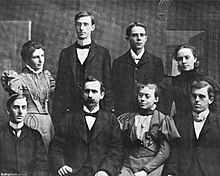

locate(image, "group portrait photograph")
(0, 0), (220, 176)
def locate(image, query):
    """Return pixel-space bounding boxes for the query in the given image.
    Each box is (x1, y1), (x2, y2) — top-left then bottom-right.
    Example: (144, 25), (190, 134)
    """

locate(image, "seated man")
(164, 80), (220, 176)
(117, 83), (179, 176)
(49, 76), (123, 176)
(0, 93), (49, 176)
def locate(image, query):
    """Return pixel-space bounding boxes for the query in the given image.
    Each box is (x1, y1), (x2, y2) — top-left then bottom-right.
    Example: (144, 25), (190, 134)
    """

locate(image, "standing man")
(112, 22), (164, 116)
(53, 11), (113, 126)
(49, 76), (123, 176)
(0, 93), (48, 175)
(163, 80), (220, 176)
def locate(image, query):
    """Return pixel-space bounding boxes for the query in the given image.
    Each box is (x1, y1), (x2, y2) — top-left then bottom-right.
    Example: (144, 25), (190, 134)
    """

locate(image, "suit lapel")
(188, 114), (196, 141)
(126, 50), (149, 67)
(137, 50), (149, 66)
(18, 126), (28, 141)
(74, 112), (88, 143)
(6, 124), (28, 141)
(126, 51), (137, 67)
(199, 113), (214, 137)
(6, 124), (16, 141)
(69, 43), (77, 83)
(69, 41), (97, 80)
(92, 110), (108, 141)
(84, 41), (97, 67)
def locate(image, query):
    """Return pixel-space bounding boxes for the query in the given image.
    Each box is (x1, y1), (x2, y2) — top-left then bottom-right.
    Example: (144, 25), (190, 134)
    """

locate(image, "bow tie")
(192, 112), (206, 122)
(138, 109), (154, 116)
(76, 43), (91, 49)
(85, 112), (98, 117)
(132, 56), (141, 61)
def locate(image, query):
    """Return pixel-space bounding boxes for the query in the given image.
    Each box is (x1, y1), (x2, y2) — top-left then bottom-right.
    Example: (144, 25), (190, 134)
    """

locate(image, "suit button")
(135, 80), (138, 83)
(135, 68), (138, 71)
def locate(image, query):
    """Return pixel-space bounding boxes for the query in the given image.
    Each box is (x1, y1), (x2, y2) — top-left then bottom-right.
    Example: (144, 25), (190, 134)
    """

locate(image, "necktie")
(13, 128), (22, 137)
(76, 43), (91, 49)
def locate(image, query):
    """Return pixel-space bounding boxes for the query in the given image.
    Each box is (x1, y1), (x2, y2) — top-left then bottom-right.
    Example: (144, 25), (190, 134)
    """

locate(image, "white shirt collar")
(83, 105), (99, 114)
(193, 109), (209, 122)
(26, 64), (43, 74)
(130, 48), (145, 60)
(77, 38), (92, 46)
(9, 121), (24, 129)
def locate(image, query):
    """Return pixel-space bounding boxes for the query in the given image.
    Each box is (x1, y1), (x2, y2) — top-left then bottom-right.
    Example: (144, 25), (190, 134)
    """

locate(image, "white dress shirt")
(9, 121), (24, 137)
(84, 105), (99, 130)
(76, 38), (91, 65)
(130, 48), (145, 64)
(193, 109), (209, 139)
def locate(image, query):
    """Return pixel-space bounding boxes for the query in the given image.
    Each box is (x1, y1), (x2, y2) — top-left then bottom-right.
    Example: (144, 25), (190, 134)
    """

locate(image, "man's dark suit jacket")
(163, 112), (220, 176)
(49, 109), (123, 176)
(112, 50), (164, 116)
(53, 41), (113, 126)
(0, 122), (48, 176)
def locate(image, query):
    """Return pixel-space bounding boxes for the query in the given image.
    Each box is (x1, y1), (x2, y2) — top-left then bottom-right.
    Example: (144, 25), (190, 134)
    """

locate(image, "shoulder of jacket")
(94, 43), (108, 50)
(114, 51), (130, 62)
(142, 52), (162, 65)
(0, 121), (8, 132)
(61, 44), (75, 52)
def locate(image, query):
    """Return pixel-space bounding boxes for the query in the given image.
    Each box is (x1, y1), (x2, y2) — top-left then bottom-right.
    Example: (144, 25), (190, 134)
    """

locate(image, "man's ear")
(194, 57), (197, 63)
(145, 35), (148, 42)
(155, 96), (159, 103)
(100, 92), (105, 100)
(91, 24), (95, 31)
(6, 110), (10, 115)
(209, 96), (214, 105)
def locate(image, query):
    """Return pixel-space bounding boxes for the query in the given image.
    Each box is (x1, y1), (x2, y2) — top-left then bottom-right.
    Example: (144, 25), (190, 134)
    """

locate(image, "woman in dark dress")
(160, 44), (220, 118)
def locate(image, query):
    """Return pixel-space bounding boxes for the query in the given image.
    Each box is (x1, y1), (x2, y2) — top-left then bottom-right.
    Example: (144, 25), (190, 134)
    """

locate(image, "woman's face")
(27, 48), (45, 71)
(176, 48), (197, 71)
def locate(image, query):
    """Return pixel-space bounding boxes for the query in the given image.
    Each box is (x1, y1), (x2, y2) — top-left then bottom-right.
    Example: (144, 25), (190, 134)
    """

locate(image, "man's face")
(176, 48), (197, 71)
(127, 26), (147, 52)
(27, 48), (45, 71)
(137, 87), (159, 110)
(8, 98), (27, 124)
(83, 81), (104, 110)
(191, 86), (214, 113)
(75, 16), (95, 40)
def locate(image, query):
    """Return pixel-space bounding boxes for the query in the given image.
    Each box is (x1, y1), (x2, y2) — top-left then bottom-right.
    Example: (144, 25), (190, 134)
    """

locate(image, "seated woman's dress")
(117, 110), (179, 176)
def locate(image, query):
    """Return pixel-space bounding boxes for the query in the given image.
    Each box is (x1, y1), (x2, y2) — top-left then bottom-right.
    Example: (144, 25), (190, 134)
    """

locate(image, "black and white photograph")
(0, 0), (220, 176)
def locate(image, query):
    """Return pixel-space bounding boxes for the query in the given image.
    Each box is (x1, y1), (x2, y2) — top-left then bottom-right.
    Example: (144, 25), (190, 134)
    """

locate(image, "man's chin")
(193, 108), (202, 113)
(85, 103), (96, 108)
(78, 36), (87, 40)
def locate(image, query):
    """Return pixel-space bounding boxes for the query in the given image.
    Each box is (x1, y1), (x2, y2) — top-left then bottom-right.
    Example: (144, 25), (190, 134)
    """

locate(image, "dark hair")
(7, 94), (26, 110)
(83, 75), (105, 93)
(191, 80), (215, 99)
(74, 11), (95, 25)
(126, 22), (148, 37)
(137, 83), (161, 98)
(20, 41), (44, 62)
(174, 44), (200, 69)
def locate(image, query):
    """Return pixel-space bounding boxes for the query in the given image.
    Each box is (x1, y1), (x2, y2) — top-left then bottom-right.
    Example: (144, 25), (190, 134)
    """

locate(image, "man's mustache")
(85, 98), (95, 104)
